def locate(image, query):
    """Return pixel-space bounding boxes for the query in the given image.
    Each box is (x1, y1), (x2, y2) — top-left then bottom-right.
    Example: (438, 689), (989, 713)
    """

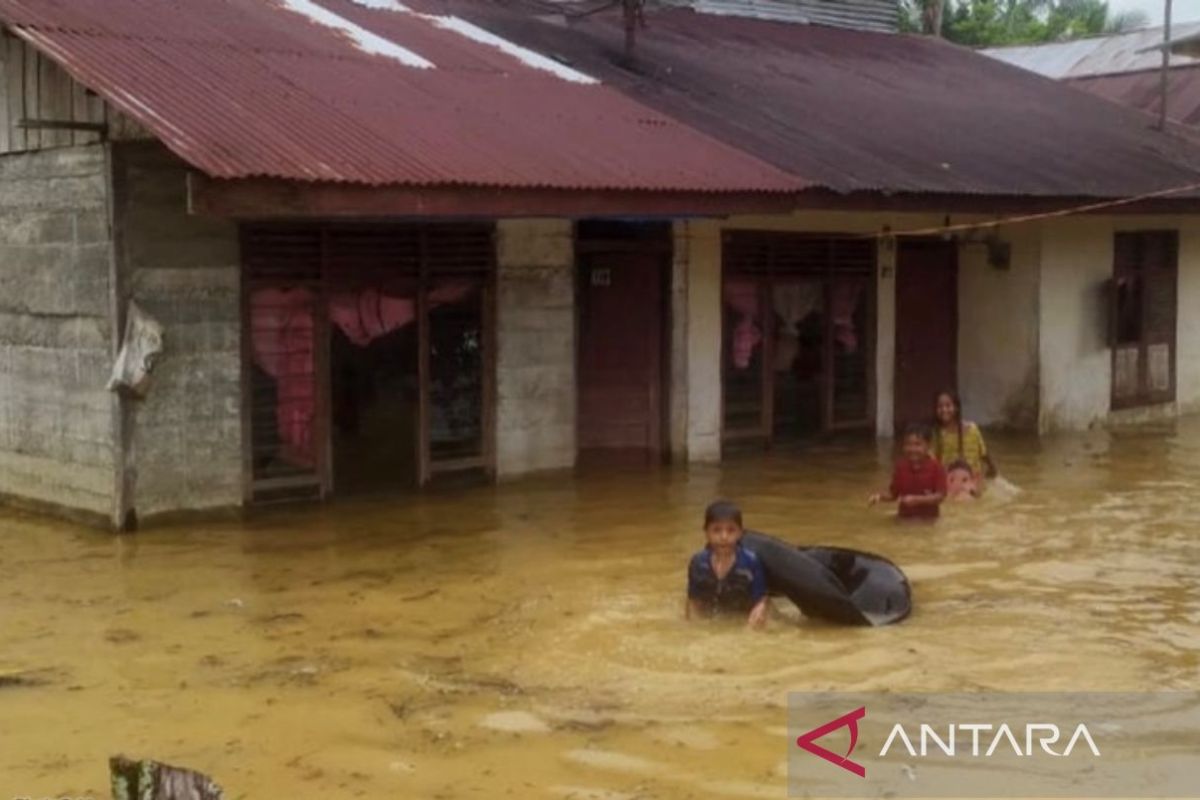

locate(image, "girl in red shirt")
(869, 424), (947, 519)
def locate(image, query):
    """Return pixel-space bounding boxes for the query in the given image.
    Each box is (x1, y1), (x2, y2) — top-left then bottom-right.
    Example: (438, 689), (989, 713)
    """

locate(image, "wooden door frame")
(573, 231), (673, 464)
(1109, 230), (1178, 411)
(893, 237), (959, 428)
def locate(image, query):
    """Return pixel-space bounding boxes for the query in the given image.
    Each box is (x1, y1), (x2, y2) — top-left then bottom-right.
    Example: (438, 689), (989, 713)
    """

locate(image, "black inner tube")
(741, 531), (912, 626)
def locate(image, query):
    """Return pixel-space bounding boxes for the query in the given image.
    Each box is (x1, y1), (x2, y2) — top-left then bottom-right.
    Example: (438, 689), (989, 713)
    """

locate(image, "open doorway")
(329, 291), (420, 493)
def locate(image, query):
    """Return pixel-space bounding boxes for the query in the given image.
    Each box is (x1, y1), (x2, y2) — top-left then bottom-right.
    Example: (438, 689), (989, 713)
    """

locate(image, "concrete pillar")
(680, 220), (722, 463)
(495, 219), (576, 477)
(669, 221), (690, 461)
(1175, 220), (1200, 414)
(875, 236), (897, 438)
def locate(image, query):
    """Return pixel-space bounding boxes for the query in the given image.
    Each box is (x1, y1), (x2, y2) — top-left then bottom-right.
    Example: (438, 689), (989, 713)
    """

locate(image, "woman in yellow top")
(933, 391), (997, 481)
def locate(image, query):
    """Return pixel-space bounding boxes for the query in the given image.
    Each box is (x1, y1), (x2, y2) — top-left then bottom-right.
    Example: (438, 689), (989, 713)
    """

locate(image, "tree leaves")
(898, 0), (1151, 46)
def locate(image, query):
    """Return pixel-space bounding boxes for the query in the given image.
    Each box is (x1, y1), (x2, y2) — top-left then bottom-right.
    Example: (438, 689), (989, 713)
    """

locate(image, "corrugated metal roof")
(983, 23), (1200, 79)
(1069, 65), (1200, 127)
(454, 2), (1200, 198)
(1165, 29), (1200, 59)
(0, 0), (802, 192)
(661, 0), (898, 33)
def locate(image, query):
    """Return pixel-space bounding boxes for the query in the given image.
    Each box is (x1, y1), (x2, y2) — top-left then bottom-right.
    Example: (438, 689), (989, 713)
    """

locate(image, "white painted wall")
(494, 219), (576, 476)
(679, 220), (723, 463)
(1176, 221), (1200, 414)
(957, 225), (1041, 429)
(1038, 217), (1116, 432)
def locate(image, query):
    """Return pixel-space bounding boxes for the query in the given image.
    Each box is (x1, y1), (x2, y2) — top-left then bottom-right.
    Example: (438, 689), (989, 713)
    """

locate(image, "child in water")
(869, 424), (947, 519)
(686, 501), (769, 629)
(933, 391), (997, 485)
(944, 459), (979, 501)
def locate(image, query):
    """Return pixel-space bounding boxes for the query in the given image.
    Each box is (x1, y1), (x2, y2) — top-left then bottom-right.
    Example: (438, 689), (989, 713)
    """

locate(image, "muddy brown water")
(2, 424), (1198, 798)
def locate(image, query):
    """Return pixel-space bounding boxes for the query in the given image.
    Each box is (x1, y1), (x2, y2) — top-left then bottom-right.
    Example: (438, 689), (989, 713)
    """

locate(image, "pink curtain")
(251, 282), (476, 469)
(724, 280), (762, 370)
(251, 288), (317, 468)
(832, 282), (864, 353)
(329, 288), (416, 347)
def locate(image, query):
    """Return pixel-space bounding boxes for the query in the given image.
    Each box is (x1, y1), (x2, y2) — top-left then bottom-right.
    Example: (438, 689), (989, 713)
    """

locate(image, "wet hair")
(902, 423), (932, 443)
(703, 500), (743, 528)
(945, 458), (974, 476)
(933, 390), (965, 461)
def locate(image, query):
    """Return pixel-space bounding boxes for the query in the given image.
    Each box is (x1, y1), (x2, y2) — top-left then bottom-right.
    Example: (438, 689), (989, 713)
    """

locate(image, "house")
(983, 24), (1200, 128)
(1, 0), (1200, 530)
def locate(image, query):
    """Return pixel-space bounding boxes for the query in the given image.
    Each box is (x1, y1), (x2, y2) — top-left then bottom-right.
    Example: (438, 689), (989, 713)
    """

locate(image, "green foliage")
(898, 0), (1152, 46)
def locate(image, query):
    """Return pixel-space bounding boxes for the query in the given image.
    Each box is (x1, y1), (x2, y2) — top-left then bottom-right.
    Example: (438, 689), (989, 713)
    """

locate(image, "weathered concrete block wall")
(495, 219), (576, 476)
(114, 143), (242, 517)
(0, 145), (115, 518)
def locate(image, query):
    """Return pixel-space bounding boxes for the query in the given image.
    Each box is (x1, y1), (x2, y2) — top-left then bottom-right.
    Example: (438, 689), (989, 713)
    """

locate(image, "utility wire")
(872, 178), (1200, 240)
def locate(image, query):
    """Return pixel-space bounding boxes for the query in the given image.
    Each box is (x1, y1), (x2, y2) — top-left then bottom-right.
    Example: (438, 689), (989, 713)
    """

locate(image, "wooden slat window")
(722, 232), (876, 447)
(242, 223), (495, 503)
(1110, 231), (1178, 410)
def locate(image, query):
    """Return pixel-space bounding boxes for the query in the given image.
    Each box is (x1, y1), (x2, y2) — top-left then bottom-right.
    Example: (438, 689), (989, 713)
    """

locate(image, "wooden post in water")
(110, 756), (224, 800)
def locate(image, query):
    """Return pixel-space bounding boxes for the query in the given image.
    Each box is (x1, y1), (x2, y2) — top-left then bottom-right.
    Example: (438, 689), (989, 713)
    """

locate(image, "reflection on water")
(2, 423), (1200, 798)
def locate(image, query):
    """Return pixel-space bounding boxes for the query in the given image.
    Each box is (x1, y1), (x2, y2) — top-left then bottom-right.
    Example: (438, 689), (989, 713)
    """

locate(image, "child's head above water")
(703, 500), (744, 552)
(945, 459), (977, 499)
(934, 390), (962, 427)
(901, 423), (932, 462)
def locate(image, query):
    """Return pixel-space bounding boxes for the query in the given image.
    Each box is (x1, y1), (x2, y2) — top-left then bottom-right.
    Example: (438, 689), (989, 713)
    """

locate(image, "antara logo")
(795, 708), (1102, 779)
(795, 706), (868, 778)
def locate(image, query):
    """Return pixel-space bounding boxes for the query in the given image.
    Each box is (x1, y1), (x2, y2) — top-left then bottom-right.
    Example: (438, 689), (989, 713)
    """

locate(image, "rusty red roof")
(1068, 67), (1200, 129)
(0, 0), (802, 192)
(454, 1), (1200, 199)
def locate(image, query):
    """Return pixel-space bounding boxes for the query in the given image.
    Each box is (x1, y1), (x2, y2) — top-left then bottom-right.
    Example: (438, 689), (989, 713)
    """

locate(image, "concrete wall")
(112, 143), (242, 517)
(1038, 215), (1200, 433)
(495, 219), (576, 476)
(1037, 218), (1113, 432)
(957, 225), (1041, 429)
(1176, 220), (1200, 415)
(0, 145), (115, 519)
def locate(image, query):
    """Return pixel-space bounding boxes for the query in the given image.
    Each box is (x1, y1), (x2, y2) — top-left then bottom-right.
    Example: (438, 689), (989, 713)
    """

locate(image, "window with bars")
(1109, 230), (1177, 410)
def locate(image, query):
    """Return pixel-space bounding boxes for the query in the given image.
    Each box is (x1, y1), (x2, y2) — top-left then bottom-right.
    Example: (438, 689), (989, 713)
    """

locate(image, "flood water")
(2, 422), (1199, 799)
